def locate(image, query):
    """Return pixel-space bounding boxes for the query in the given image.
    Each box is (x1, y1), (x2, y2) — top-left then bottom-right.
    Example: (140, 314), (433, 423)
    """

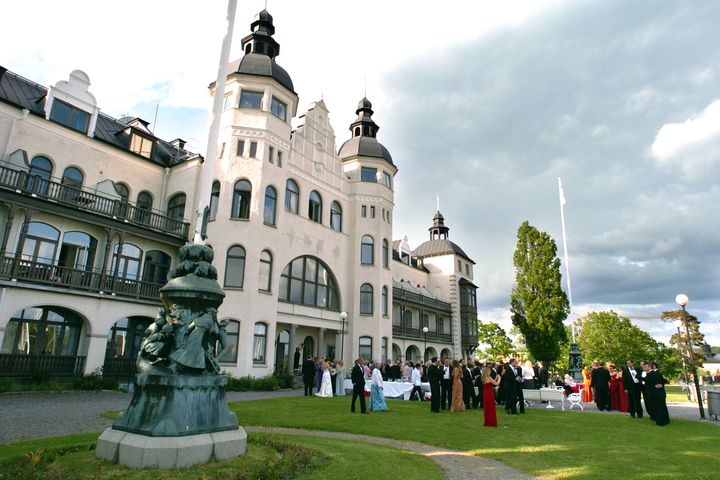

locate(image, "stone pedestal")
(96, 427), (247, 469)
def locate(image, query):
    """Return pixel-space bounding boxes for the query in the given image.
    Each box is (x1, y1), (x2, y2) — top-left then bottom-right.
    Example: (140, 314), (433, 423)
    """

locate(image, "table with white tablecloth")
(343, 379), (431, 399)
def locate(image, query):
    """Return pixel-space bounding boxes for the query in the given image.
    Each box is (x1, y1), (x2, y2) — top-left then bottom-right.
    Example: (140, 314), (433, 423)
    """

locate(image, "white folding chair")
(568, 392), (584, 411)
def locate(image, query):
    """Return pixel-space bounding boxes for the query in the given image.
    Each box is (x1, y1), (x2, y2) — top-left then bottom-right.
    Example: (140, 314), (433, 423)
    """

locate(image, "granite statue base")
(96, 427), (247, 469)
(111, 372), (238, 437)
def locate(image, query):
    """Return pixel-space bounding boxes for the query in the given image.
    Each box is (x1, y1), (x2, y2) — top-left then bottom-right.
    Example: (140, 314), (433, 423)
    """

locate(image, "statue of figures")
(170, 307), (218, 373)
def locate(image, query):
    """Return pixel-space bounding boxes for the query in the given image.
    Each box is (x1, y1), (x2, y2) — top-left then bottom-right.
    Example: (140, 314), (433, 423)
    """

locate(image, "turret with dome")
(338, 97), (394, 164)
(413, 210), (475, 264)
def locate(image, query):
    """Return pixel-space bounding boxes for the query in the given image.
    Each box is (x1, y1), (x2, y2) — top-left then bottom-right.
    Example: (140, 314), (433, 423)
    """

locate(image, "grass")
(666, 385), (691, 402)
(230, 396), (720, 480)
(0, 431), (442, 480)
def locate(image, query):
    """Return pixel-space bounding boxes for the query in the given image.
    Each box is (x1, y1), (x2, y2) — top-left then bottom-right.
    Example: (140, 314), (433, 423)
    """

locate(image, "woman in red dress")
(482, 366), (501, 427)
(609, 364), (628, 412)
(582, 365), (593, 403)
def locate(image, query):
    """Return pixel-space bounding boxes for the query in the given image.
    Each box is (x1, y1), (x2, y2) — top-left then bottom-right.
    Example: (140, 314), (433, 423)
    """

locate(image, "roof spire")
(429, 210), (449, 240)
(436, 193), (440, 212)
(240, 8), (280, 59)
(349, 96), (379, 139)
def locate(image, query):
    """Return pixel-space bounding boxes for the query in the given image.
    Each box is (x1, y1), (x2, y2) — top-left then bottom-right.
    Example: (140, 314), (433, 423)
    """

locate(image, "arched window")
(278, 256), (340, 310)
(134, 191), (153, 223)
(424, 346), (437, 363)
(28, 156), (53, 194)
(61, 167), (83, 188)
(218, 319), (240, 363)
(285, 179), (299, 213)
(359, 336), (372, 361)
(263, 185), (277, 225)
(360, 283), (373, 314)
(308, 190), (322, 223)
(440, 348), (452, 361)
(232, 180), (252, 219)
(1, 306), (83, 356)
(58, 231), (97, 270)
(361, 235), (374, 265)
(258, 249), (272, 292)
(21, 222), (60, 264)
(303, 335), (315, 358)
(428, 313), (438, 332)
(253, 322), (267, 364)
(209, 181), (220, 221)
(224, 245), (246, 288)
(392, 343), (401, 362)
(381, 286), (388, 316)
(403, 309), (413, 327)
(405, 345), (420, 362)
(111, 243), (142, 281)
(382, 239), (389, 268)
(142, 250), (171, 284)
(105, 316), (152, 359)
(114, 182), (130, 218)
(167, 193), (186, 221)
(330, 201), (342, 232)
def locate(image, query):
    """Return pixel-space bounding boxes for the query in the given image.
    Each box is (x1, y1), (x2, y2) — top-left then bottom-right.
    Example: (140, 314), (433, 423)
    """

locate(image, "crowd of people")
(300, 353), (672, 427)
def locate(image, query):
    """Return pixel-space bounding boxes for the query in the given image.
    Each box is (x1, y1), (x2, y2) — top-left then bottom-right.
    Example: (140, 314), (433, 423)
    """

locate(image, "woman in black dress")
(649, 361), (670, 426)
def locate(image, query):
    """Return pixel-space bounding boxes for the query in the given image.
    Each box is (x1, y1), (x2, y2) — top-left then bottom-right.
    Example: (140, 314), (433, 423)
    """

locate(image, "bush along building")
(0, 9), (478, 381)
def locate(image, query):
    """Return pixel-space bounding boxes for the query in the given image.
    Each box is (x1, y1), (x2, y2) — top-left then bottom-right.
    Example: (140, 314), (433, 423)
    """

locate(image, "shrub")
(225, 375), (281, 392)
(71, 369), (119, 391)
(274, 373), (294, 389)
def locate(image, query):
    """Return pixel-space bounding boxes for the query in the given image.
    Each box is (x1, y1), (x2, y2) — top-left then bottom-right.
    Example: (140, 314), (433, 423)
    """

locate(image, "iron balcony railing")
(0, 353), (86, 377)
(392, 324), (453, 344)
(0, 256), (164, 302)
(0, 164), (190, 238)
(392, 286), (453, 311)
(102, 356), (138, 378)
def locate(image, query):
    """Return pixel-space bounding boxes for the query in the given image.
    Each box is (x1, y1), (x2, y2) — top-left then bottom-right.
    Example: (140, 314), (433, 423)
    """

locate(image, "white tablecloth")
(343, 380), (430, 399)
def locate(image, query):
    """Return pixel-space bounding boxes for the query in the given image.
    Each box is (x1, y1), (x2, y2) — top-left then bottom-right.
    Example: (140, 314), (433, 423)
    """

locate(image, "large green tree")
(510, 221), (569, 364)
(476, 321), (514, 360)
(660, 309), (705, 368)
(577, 311), (658, 366)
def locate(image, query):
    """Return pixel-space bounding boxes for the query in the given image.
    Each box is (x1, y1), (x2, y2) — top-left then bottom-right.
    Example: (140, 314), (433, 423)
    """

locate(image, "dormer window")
(49, 99), (90, 133)
(130, 133), (153, 159)
(240, 90), (263, 109)
(271, 96), (286, 121)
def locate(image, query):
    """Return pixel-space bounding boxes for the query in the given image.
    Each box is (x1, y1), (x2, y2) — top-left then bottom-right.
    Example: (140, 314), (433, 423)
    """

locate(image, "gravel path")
(0, 389), (303, 445)
(246, 426), (536, 480)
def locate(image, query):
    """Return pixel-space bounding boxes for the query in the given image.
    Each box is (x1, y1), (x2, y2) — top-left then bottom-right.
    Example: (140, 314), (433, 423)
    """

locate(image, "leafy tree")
(577, 311), (657, 366)
(660, 309), (705, 368)
(510, 221), (569, 364)
(476, 321), (514, 360)
(655, 342), (683, 381)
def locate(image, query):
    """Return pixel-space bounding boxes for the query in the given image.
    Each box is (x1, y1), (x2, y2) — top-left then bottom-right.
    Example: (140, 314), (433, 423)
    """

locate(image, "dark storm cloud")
(378, 0), (720, 339)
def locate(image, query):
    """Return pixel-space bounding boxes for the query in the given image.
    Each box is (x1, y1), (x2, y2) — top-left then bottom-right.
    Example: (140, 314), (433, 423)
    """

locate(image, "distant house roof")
(0, 66), (199, 167)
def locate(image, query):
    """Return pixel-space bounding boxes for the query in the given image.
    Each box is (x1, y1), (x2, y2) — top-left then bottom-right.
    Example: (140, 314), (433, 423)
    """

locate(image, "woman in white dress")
(316, 359), (333, 397)
(335, 360), (346, 396)
(369, 364), (388, 411)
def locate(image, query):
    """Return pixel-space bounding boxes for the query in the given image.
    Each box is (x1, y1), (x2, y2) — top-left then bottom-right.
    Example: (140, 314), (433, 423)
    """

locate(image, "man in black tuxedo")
(471, 361), (483, 408)
(301, 354), (315, 396)
(623, 360), (643, 418)
(591, 361), (611, 411)
(440, 358), (453, 410)
(461, 359), (473, 409)
(389, 360), (401, 381)
(350, 357), (367, 413)
(640, 361), (654, 420)
(538, 361), (549, 388)
(427, 356), (441, 413)
(503, 358), (524, 414)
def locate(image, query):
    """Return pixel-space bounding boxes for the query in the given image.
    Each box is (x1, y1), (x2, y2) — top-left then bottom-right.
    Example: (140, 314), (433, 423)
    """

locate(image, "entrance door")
(274, 330), (289, 373)
(302, 335), (314, 358)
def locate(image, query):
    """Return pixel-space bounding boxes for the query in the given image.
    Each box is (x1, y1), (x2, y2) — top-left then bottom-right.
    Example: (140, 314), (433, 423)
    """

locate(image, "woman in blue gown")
(369, 364), (388, 412)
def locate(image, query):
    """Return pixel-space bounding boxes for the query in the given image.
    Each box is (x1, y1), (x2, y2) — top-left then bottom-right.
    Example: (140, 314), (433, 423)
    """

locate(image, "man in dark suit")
(623, 360), (643, 418)
(640, 361), (654, 420)
(503, 358), (522, 414)
(471, 361), (483, 408)
(427, 356), (441, 413)
(301, 354), (315, 396)
(591, 360), (611, 411)
(538, 361), (549, 388)
(350, 357), (367, 413)
(461, 359), (473, 409)
(440, 358), (453, 410)
(389, 360), (401, 381)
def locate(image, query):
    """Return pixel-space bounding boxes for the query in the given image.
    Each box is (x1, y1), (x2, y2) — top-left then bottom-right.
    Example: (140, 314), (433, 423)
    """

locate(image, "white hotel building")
(0, 10), (478, 381)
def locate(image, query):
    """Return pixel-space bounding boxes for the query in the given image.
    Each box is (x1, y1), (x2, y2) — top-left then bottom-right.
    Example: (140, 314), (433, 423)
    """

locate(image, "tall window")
(224, 245), (246, 288)
(231, 180), (251, 219)
(167, 193), (186, 222)
(111, 243), (142, 281)
(141, 250), (171, 284)
(403, 309), (413, 327)
(61, 167), (83, 188)
(271, 96), (287, 121)
(130, 133), (153, 158)
(209, 181), (220, 221)
(285, 179), (299, 213)
(223, 92), (234, 110)
(58, 231), (97, 271)
(278, 256), (340, 310)
(381, 286), (388, 316)
(382, 171), (393, 189)
(28, 156), (53, 194)
(258, 249), (272, 292)
(361, 235), (374, 265)
(240, 90), (263, 109)
(361, 167), (377, 182)
(382, 239), (389, 268)
(49, 99), (90, 133)
(263, 186), (277, 226)
(105, 317), (152, 359)
(360, 283), (373, 314)
(381, 337), (388, 363)
(330, 201), (342, 232)
(308, 191), (322, 223)
(253, 323), (267, 364)
(358, 336), (372, 361)
(134, 191), (153, 223)
(218, 320), (239, 363)
(21, 222), (60, 264)
(237, 140), (245, 156)
(249, 141), (258, 158)
(268, 146), (274, 163)
(1, 306), (83, 356)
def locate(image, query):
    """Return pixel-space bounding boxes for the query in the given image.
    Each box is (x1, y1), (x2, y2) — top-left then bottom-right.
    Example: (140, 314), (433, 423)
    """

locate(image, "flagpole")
(193, 0), (237, 244)
(559, 177), (581, 380)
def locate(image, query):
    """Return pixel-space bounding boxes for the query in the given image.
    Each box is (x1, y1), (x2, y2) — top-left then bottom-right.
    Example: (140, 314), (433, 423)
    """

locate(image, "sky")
(2, 0), (719, 347)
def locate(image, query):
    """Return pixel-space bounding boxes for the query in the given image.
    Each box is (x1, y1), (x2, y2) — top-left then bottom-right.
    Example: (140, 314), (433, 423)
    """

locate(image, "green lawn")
(230, 396), (719, 480)
(666, 385), (690, 402)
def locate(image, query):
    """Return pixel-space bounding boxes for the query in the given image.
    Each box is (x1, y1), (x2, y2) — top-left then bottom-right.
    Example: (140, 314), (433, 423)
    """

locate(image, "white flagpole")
(558, 177), (574, 341)
(193, 0), (237, 244)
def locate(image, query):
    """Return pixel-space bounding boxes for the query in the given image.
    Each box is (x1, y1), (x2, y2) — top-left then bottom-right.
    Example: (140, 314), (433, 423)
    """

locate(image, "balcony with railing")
(392, 324), (453, 344)
(0, 353), (86, 377)
(0, 164), (190, 239)
(0, 256), (164, 302)
(393, 286), (453, 311)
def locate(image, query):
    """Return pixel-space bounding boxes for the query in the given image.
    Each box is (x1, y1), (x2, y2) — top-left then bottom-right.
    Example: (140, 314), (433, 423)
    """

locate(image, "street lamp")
(339, 311), (348, 362)
(422, 326), (429, 362)
(673, 318), (691, 401)
(675, 294), (706, 419)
